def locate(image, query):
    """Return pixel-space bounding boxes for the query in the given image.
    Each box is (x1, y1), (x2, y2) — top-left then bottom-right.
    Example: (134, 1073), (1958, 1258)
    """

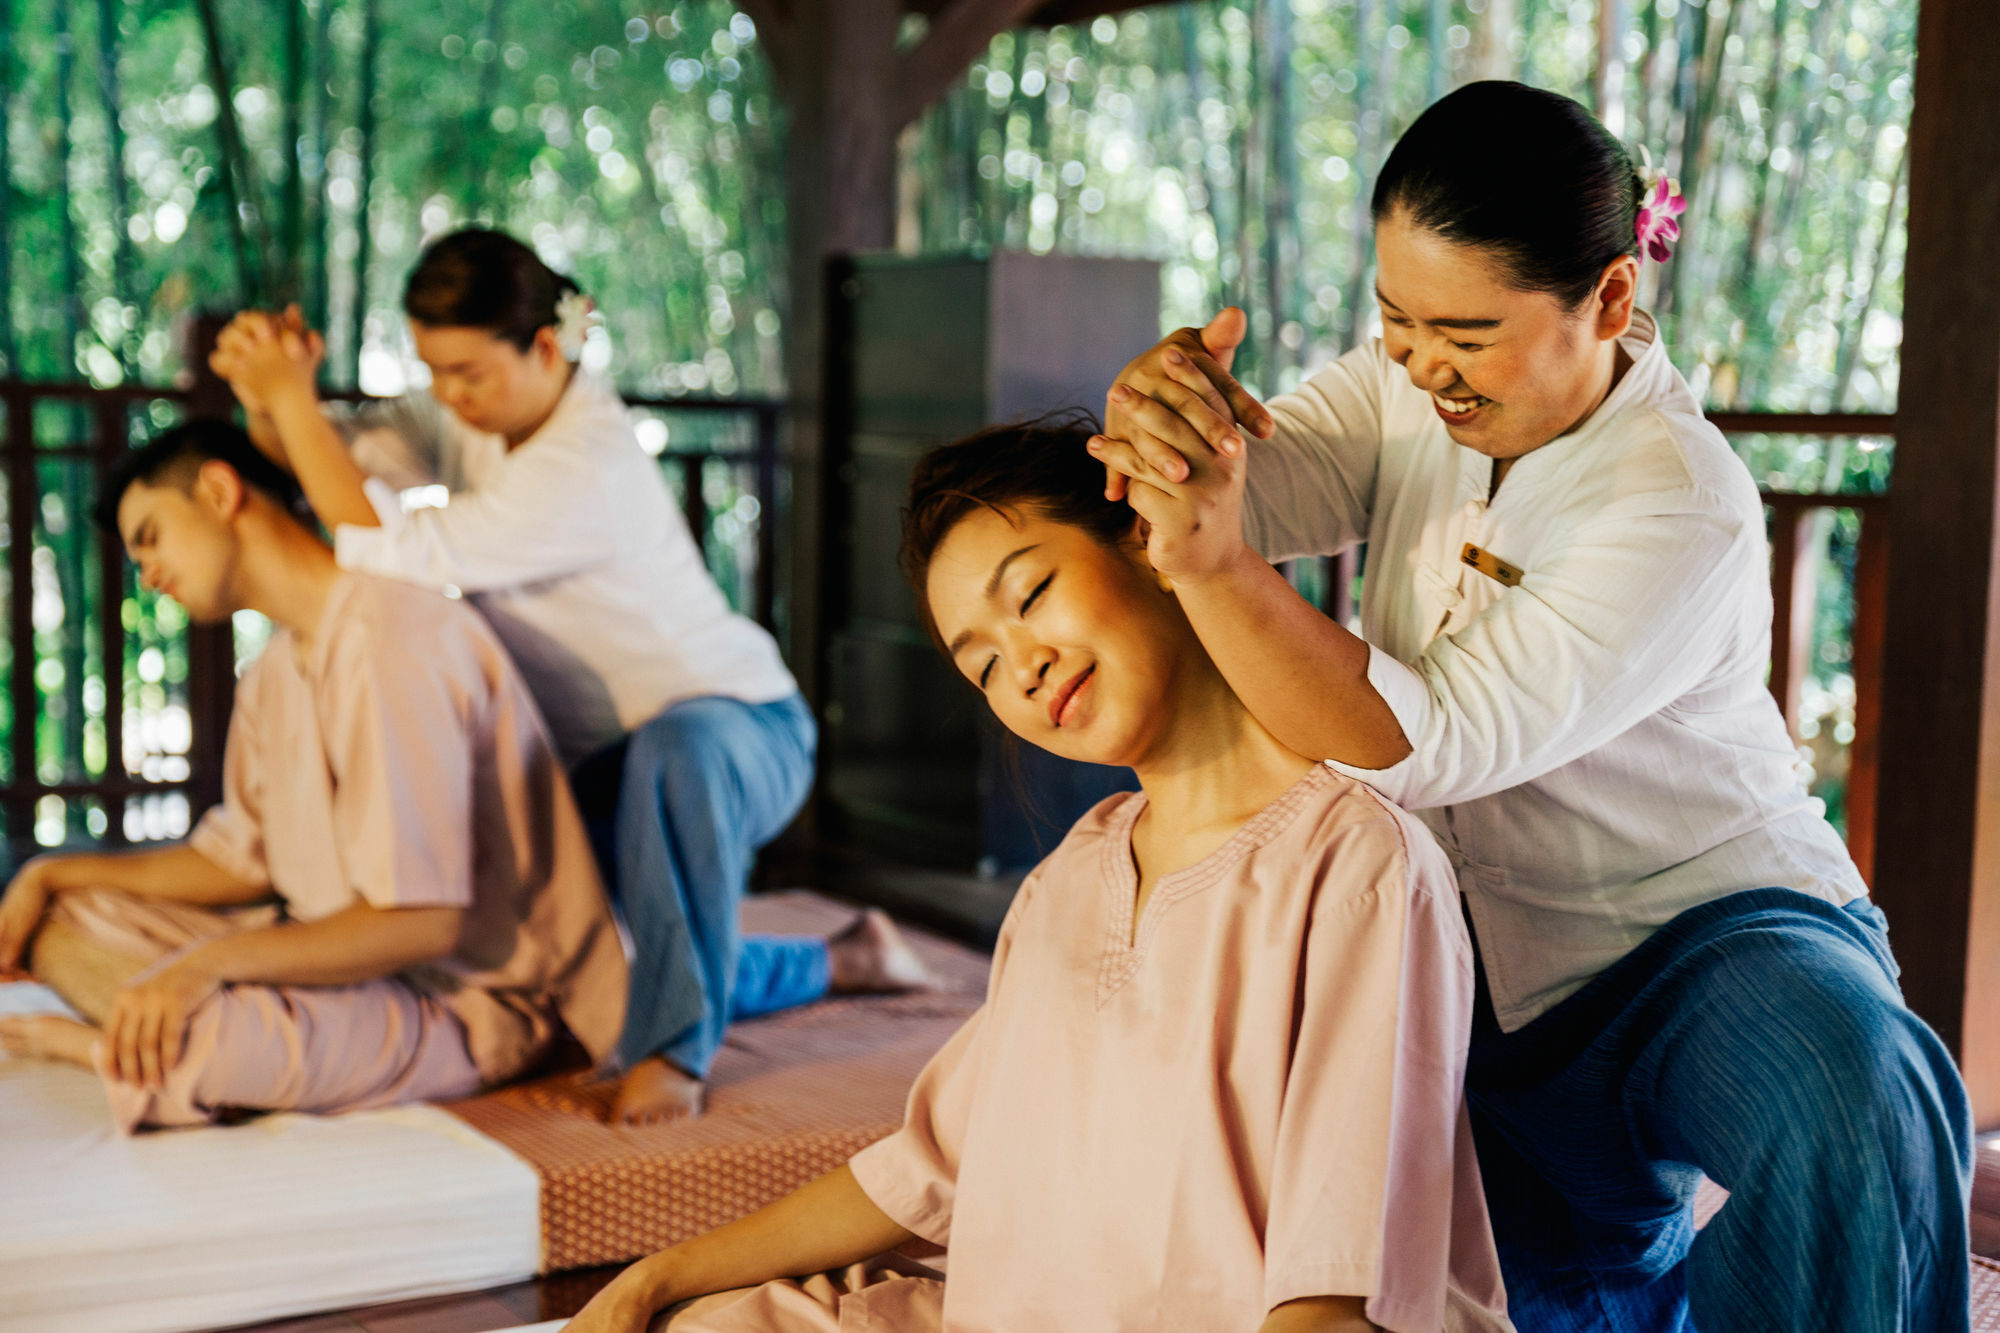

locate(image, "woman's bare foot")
(610, 1054), (706, 1126)
(828, 909), (934, 993)
(0, 1013), (98, 1067)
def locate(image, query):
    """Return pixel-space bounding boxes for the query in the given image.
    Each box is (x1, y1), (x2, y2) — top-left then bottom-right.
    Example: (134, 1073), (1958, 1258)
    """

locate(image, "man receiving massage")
(0, 420), (630, 1130)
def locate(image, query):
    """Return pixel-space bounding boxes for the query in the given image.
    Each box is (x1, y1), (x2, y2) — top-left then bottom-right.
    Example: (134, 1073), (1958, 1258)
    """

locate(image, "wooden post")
(1846, 502), (1888, 885)
(181, 315), (237, 820)
(1765, 497), (1818, 737)
(1873, 0), (2000, 1126)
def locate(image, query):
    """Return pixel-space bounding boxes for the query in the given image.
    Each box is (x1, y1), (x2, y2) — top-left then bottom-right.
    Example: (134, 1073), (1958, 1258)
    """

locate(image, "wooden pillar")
(760, 0), (900, 710)
(1873, 0), (2000, 1126)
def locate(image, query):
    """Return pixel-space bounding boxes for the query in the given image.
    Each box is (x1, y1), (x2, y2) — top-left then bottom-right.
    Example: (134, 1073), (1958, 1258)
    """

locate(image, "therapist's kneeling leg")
(1644, 924), (1972, 1333)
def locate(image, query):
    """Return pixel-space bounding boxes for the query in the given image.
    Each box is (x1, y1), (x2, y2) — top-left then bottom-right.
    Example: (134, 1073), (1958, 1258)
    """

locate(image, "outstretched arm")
(562, 1165), (916, 1333)
(0, 843), (269, 970)
(211, 311), (381, 531)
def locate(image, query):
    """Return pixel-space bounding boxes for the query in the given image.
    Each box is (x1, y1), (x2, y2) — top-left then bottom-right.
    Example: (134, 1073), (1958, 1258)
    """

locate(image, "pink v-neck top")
(848, 764), (1510, 1332)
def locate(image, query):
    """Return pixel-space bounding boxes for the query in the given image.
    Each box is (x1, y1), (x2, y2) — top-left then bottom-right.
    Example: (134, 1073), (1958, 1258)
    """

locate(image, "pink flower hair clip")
(1635, 147), (1687, 262)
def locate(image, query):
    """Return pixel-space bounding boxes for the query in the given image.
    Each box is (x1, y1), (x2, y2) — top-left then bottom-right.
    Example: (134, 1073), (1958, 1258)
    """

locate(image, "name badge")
(1460, 543), (1523, 588)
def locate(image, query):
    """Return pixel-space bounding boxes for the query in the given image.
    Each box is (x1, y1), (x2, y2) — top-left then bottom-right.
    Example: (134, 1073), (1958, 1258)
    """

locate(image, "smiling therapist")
(1090, 81), (1972, 1333)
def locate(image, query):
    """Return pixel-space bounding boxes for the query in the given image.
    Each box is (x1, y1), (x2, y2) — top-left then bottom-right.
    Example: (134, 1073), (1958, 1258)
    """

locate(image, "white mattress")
(0, 981), (542, 1333)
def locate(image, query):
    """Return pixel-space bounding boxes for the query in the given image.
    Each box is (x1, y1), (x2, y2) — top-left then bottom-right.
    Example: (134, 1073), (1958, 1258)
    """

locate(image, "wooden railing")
(1719, 411), (1897, 885)
(0, 375), (781, 853)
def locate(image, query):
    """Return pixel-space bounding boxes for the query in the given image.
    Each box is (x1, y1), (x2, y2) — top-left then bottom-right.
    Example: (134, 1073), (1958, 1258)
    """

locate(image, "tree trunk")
(307, 0), (334, 334)
(1432, 0), (1448, 102)
(1594, 0), (1626, 136)
(349, 0), (380, 383)
(1472, 0), (1517, 83)
(1179, 6), (1238, 317)
(95, 0), (135, 372)
(1258, 0), (1301, 387)
(0, 0), (16, 375)
(278, 0), (306, 303)
(1828, 147), (1907, 411)
(56, 0), (84, 372)
(192, 0), (265, 304)
(474, 0), (505, 214)
(1341, 0), (1386, 352)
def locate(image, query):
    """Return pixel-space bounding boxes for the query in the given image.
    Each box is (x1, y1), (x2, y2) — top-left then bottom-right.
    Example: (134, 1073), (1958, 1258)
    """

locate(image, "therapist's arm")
(1257, 1297), (1378, 1332)
(1174, 548), (1409, 768)
(211, 313), (381, 531)
(1094, 389), (1410, 770)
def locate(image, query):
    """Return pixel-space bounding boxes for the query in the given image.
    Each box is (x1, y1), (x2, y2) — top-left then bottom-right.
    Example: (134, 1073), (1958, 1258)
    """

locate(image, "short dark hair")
(1372, 81), (1642, 311)
(900, 409), (1133, 649)
(403, 228), (582, 350)
(94, 419), (308, 535)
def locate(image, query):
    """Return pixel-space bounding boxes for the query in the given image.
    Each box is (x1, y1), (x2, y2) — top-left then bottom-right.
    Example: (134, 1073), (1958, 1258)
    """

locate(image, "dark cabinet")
(822, 251), (1160, 872)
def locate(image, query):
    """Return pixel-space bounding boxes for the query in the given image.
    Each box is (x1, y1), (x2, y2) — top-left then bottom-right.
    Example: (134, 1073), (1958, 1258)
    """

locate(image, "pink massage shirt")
(847, 764), (1510, 1332)
(188, 573), (629, 1080)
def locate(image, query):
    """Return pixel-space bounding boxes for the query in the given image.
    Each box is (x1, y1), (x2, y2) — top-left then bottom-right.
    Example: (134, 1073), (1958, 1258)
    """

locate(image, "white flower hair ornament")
(553, 290), (603, 360)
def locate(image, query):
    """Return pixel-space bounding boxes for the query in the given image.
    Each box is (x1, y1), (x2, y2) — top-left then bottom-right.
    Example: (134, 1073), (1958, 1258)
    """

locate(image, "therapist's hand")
(210, 307), (323, 416)
(1089, 389), (1250, 587)
(1100, 308), (1274, 502)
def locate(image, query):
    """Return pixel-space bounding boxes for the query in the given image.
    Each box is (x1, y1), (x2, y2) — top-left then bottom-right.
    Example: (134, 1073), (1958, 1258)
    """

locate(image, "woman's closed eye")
(978, 655), (998, 690)
(1021, 572), (1053, 615)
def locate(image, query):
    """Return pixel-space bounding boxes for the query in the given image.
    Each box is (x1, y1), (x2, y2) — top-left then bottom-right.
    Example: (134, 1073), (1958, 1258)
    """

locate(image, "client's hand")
(1099, 307), (1274, 502)
(0, 858), (56, 971)
(562, 1259), (670, 1333)
(102, 949), (221, 1090)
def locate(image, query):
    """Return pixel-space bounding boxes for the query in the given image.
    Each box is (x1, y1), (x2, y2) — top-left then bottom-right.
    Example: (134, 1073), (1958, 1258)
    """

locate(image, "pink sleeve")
(186, 663), (271, 886)
(845, 1005), (988, 1246)
(846, 876), (1037, 1245)
(1261, 808), (1482, 1333)
(319, 604), (477, 911)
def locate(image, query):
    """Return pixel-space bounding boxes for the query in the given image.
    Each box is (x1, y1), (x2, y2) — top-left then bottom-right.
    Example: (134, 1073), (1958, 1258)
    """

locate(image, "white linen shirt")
(1246, 311), (1868, 1030)
(330, 369), (797, 765)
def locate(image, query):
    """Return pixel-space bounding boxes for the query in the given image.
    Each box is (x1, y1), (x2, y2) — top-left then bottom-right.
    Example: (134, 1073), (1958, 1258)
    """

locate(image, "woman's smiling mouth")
(1432, 392), (1490, 422)
(1047, 664), (1096, 728)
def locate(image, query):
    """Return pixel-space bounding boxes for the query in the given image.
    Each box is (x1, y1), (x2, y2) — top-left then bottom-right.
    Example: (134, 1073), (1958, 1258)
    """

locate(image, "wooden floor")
(217, 1265), (621, 1332)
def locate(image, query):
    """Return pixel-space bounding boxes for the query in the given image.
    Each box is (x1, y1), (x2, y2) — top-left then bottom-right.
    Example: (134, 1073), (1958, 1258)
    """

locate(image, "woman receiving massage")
(1085, 80), (1970, 1332)
(205, 232), (929, 1125)
(564, 415), (1513, 1333)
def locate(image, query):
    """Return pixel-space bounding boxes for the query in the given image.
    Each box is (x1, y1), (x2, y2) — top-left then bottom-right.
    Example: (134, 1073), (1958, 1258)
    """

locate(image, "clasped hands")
(1093, 308), (1278, 586)
(208, 303), (325, 416)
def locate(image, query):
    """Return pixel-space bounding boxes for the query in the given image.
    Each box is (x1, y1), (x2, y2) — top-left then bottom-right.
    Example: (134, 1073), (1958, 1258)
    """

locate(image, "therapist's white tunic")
(329, 369), (797, 764)
(1246, 311), (1867, 1030)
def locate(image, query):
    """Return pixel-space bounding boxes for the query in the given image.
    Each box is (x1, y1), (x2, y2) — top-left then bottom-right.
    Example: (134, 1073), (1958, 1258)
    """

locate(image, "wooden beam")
(1873, 0), (2000, 1126)
(896, 0), (1048, 131)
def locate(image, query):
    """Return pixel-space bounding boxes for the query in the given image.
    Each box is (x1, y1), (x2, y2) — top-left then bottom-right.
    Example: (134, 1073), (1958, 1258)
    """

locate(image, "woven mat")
(444, 890), (989, 1273)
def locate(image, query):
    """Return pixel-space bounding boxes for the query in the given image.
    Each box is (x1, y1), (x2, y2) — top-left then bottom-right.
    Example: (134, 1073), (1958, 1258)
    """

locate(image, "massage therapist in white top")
(207, 230), (926, 1125)
(1090, 83), (1971, 1333)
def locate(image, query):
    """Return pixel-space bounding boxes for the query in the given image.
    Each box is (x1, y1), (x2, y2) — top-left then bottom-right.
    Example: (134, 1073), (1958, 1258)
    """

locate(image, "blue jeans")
(1466, 888), (1972, 1333)
(571, 693), (823, 1078)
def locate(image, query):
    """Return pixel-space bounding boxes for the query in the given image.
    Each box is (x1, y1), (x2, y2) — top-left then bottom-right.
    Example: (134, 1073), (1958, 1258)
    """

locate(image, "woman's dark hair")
(901, 409), (1132, 648)
(403, 228), (581, 349)
(94, 419), (308, 534)
(1371, 81), (1641, 310)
